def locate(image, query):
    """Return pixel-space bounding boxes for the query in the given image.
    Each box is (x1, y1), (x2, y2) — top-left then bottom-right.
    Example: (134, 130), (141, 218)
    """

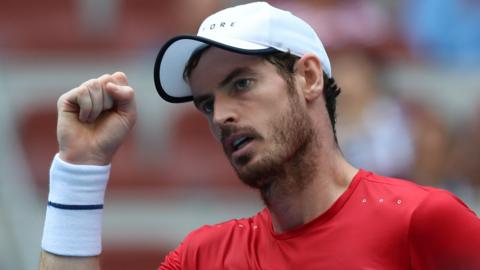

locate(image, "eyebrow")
(193, 67), (255, 108)
(218, 67), (254, 88)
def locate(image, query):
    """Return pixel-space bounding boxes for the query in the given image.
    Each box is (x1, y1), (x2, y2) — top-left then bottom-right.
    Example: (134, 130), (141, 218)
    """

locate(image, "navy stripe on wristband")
(48, 201), (104, 210)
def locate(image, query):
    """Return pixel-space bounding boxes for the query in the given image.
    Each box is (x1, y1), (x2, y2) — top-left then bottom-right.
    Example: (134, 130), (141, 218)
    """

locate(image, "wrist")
(49, 154), (111, 205)
(59, 150), (112, 166)
(42, 153), (111, 256)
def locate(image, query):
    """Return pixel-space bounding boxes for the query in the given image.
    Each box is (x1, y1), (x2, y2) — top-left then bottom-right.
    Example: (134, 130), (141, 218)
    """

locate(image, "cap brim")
(154, 35), (277, 103)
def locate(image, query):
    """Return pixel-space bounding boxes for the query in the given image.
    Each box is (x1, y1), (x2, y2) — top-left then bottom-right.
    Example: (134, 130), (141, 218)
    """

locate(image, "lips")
(232, 136), (254, 151)
(223, 133), (255, 155)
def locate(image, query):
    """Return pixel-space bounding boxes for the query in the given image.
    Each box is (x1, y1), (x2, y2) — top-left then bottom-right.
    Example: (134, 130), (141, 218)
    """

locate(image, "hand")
(56, 72), (137, 165)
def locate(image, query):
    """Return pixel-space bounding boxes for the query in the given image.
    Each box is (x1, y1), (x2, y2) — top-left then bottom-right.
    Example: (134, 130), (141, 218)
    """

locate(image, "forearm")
(40, 251), (100, 270)
(39, 72), (136, 270)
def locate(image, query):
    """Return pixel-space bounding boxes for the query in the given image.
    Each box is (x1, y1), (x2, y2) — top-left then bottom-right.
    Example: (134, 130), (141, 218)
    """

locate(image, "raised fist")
(56, 72), (137, 165)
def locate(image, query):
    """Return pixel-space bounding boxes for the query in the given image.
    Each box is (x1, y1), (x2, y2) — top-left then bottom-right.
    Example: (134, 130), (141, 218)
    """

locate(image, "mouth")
(223, 134), (255, 155)
(232, 136), (254, 152)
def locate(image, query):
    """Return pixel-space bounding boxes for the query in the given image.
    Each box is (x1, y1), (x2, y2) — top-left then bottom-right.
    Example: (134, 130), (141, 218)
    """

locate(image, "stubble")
(228, 92), (318, 205)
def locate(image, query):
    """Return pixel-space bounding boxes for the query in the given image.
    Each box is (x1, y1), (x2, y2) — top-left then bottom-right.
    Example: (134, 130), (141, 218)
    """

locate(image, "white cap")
(154, 1), (331, 103)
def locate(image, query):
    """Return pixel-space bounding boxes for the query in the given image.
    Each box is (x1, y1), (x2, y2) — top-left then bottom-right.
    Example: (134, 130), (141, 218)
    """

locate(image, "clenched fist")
(56, 72), (137, 165)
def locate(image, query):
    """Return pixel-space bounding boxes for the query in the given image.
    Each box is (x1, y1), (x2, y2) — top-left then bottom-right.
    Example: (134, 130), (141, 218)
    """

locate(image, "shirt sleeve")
(157, 242), (184, 270)
(408, 190), (480, 270)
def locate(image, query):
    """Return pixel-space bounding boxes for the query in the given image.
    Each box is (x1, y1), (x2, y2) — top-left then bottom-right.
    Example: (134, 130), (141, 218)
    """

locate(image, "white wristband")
(41, 154), (111, 256)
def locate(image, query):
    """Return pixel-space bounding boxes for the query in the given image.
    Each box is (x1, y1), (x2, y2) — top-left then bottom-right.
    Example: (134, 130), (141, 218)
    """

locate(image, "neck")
(261, 139), (358, 234)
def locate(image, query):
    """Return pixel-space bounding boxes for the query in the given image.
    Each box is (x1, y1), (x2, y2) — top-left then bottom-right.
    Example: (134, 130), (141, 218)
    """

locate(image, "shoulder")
(357, 170), (438, 205)
(354, 170), (479, 224)
(358, 171), (480, 268)
(359, 170), (479, 231)
(409, 189), (478, 232)
(407, 189), (480, 269)
(360, 170), (477, 215)
(360, 170), (433, 193)
(159, 210), (267, 269)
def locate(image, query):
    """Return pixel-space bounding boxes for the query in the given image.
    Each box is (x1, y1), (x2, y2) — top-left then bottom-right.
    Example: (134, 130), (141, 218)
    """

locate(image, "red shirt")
(159, 170), (480, 269)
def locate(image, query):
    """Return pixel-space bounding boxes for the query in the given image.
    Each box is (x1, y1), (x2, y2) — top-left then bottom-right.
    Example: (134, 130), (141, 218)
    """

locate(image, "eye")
(201, 100), (214, 114)
(233, 78), (252, 91)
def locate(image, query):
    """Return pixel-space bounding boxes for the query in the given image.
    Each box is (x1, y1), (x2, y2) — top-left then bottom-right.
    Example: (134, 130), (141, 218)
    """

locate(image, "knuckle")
(83, 78), (101, 90)
(113, 71), (128, 84)
(78, 86), (90, 97)
(99, 73), (111, 79)
(98, 73), (112, 85)
(57, 94), (66, 108)
(58, 91), (68, 101)
(57, 87), (77, 108)
(124, 86), (135, 97)
(82, 78), (96, 86)
(115, 71), (127, 79)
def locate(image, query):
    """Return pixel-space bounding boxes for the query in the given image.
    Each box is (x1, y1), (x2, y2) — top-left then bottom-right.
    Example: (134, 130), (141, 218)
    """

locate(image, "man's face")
(188, 48), (314, 189)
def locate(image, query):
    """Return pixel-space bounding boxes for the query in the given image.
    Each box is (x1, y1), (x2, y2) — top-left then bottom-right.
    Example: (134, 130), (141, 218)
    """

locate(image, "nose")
(212, 93), (237, 125)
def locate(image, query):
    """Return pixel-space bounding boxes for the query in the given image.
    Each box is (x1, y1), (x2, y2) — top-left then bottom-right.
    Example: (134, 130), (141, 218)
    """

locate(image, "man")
(40, 2), (480, 269)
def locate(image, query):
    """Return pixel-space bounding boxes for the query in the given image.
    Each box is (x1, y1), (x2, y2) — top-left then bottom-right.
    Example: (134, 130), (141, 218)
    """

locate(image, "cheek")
(207, 119), (221, 142)
(254, 107), (283, 138)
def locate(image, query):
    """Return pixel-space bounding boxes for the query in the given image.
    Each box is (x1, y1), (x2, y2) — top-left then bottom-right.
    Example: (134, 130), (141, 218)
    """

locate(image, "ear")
(296, 54), (324, 102)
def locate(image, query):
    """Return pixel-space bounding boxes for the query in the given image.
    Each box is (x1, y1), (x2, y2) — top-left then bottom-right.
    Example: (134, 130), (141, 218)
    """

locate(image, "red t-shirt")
(158, 170), (480, 269)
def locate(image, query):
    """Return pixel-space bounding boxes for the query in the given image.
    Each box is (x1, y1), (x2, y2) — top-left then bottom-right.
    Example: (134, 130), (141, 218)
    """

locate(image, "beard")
(221, 91), (317, 202)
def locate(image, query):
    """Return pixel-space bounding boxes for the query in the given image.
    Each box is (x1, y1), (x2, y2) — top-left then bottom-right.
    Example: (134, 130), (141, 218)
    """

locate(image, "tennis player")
(40, 2), (480, 269)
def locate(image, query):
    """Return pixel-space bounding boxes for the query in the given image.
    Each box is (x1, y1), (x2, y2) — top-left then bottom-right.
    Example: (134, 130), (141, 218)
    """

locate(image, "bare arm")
(40, 251), (100, 270)
(39, 72), (137, 270)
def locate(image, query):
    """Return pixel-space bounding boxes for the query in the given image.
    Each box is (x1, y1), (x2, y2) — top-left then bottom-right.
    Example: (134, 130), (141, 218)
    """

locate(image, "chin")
(233, 152), (255, 167)
(233, 153), (281, 189)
